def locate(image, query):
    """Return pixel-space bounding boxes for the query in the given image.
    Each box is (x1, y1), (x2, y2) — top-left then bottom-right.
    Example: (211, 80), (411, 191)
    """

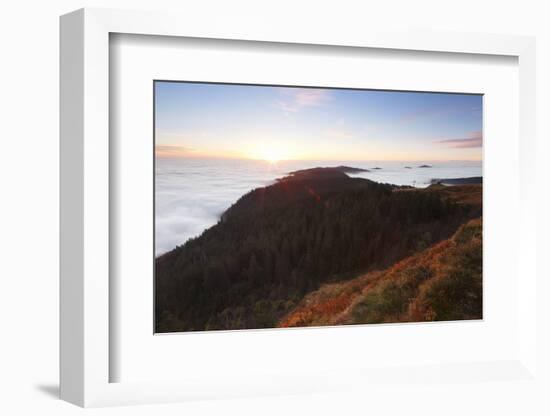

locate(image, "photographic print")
(154, 81), (482, 333)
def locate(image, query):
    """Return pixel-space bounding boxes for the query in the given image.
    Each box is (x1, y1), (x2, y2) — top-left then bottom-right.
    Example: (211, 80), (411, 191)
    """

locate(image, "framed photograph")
(153, 81), (484, 333)
(60, 8), (538, 408)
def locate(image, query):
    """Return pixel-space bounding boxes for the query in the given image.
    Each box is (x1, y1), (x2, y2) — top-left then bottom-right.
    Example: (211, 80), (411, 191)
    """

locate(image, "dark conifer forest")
(155, 167), (481, 332)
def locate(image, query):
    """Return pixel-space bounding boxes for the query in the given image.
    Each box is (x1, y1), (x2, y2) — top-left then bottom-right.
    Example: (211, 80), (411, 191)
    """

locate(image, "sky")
(155, 81), (483, 162)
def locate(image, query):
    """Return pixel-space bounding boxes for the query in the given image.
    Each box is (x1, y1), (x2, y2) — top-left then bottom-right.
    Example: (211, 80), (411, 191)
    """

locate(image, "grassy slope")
(278, 217), (482, 327)
(422, 183), (482, 208)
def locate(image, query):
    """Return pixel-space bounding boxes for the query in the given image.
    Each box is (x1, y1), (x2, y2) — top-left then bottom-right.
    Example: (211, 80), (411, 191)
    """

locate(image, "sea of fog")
(155, 158), (482, 256)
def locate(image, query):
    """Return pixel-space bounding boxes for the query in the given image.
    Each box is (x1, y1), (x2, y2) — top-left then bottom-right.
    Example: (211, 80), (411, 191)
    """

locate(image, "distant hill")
(155, 167), (482, 332)
(285, 166), (370, 179)
(430, 176), (482, 185)
(279, 218), (482, 327)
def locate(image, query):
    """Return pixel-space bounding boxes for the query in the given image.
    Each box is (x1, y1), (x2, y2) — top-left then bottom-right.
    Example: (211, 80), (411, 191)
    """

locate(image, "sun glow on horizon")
(155, 82), (483, 164)
(154, 144), (482, 163)
(247, 143), (296, 164)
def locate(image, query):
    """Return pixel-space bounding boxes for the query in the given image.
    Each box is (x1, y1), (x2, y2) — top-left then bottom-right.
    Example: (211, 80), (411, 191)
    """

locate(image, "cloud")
(155, 145), (196, 157)
(155, 160), (277, 255)
(435, 131), (482, 148)
(277, 88), (332, 113)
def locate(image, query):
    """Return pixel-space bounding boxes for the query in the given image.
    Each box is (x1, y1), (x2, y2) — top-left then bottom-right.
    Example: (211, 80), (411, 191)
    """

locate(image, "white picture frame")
(60, 7), (538, 408)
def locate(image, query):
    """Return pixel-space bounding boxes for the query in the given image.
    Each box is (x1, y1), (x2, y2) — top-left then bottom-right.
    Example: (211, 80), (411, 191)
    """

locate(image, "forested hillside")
(155, 167), (481, 332)
(279, 218), (482, 327)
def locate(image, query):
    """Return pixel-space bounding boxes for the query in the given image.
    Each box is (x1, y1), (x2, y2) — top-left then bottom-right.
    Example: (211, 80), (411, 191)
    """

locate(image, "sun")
(262, 149), (284, 164)
(249, 144), (291, 164)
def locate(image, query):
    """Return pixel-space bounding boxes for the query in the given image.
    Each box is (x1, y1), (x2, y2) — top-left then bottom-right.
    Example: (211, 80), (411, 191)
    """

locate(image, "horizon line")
(155, 154), (482, 163)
